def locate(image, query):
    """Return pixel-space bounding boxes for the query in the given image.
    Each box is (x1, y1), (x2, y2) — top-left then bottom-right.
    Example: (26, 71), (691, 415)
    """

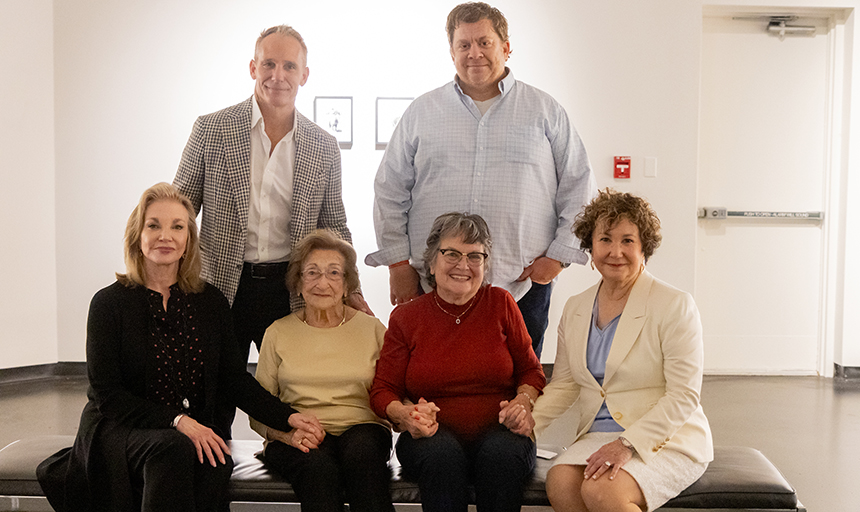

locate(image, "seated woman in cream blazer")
(532, 189), (713, 512)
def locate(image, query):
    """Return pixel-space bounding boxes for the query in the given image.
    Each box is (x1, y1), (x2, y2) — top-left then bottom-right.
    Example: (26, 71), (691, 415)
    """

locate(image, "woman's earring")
(590, 259), (595, 270)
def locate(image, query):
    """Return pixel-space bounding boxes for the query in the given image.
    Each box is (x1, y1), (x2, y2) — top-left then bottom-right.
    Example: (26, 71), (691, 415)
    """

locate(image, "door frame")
(699, 6), (853, 376)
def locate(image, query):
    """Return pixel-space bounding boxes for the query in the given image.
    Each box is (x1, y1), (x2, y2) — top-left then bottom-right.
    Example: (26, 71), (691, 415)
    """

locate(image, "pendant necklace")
(433, 291), (478, 325)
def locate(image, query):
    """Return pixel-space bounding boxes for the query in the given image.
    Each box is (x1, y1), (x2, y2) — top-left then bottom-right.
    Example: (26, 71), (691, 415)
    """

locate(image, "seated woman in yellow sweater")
(249, 230), (393, 512)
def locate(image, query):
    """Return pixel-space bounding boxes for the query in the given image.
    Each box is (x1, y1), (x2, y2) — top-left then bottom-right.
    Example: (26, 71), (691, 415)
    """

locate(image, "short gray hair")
(423, 212), (493, 288)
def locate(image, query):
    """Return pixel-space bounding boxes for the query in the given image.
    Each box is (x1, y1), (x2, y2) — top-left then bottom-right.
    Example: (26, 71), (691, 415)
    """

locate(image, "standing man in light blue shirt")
(366, 2), (596, 358)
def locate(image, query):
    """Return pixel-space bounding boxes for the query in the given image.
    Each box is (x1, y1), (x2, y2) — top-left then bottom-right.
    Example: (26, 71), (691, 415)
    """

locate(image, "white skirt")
(552, 432), (708, 511)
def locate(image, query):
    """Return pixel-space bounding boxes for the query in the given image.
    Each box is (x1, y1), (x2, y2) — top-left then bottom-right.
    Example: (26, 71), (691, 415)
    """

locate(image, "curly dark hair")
(573, 189), (662, 260)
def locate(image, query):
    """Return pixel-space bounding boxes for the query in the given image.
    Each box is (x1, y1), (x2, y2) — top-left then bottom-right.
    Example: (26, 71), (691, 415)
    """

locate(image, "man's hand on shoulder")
(517, 256), (564, 285)
(347, 292), (374, 316)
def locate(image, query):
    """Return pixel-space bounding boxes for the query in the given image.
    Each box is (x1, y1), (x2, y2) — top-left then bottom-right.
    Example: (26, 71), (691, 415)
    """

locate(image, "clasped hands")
(267, 413), (326, 453)
(498, 393), (535, 437)
(392, 395), (535, 439)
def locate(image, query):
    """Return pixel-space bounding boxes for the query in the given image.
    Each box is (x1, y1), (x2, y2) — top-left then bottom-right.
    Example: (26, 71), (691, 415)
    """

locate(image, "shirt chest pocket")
(505, 125), (552, 166)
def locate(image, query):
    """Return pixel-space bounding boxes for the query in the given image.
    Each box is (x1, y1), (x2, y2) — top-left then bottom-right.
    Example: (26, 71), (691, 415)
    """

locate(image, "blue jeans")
(516, 281), (553, 359)
(396, 425), (536, 512)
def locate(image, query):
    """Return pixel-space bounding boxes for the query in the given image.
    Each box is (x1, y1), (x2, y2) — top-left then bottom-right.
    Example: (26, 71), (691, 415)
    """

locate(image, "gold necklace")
(302, 305), (346, 327)
(433, 291), (478, 325)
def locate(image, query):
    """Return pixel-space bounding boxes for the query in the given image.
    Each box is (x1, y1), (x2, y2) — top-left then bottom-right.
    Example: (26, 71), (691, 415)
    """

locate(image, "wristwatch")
(618, 436), (635, 453)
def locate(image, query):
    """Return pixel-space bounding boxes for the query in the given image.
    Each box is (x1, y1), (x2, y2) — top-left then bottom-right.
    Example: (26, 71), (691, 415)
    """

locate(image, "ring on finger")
(604, 461), (612, 467)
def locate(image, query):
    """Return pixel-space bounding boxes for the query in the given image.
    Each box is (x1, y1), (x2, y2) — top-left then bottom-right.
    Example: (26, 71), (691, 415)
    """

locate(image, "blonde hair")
(116, 183), (204, 293)
(255, 25), (308, 64)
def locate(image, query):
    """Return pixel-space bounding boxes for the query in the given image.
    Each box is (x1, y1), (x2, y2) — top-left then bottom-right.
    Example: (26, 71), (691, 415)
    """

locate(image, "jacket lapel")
(572, 283), (602, 387)
(603, 270), (653, 383)
(224, 97), (253, 235)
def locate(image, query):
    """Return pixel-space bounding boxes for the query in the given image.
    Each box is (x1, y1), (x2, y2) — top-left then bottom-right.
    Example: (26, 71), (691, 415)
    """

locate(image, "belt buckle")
(250, 264), (267, 280)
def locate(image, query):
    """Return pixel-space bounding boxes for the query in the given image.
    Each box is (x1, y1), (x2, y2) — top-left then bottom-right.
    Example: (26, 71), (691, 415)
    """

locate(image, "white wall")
(0, 0), (58, 368)
(2, 0), (859, 370)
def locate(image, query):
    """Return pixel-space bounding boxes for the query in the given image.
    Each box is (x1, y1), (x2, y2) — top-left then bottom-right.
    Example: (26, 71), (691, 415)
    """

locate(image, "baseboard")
(0, 362), (87, 385)
(0, 362), (262, 385)
(834, 363), (860, 379)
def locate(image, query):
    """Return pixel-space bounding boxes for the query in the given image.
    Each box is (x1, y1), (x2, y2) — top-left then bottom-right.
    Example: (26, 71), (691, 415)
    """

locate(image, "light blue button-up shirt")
(367, 70), (596, 301)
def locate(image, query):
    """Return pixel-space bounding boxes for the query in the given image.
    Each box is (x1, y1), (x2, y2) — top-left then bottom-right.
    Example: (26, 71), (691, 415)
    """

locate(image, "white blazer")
(533, 271), (713, 464)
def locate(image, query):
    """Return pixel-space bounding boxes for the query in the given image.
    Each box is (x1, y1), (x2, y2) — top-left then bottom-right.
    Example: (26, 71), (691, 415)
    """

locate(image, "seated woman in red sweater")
(371, 212), (546, 512)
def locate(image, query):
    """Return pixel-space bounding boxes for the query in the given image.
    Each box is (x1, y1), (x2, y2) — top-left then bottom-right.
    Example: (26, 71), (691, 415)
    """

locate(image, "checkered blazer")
(174, 97), (352, 309)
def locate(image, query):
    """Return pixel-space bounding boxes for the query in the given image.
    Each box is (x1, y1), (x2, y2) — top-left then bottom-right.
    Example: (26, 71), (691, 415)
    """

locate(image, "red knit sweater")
(370, 285), (546, 441)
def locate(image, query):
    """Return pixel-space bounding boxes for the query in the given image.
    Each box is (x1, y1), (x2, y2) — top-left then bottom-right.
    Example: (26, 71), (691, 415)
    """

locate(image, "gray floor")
(1, 374), (858, 511)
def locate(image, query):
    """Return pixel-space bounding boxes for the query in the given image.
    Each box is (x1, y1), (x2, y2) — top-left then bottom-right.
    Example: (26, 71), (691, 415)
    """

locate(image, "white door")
(696, 13), (836, 375)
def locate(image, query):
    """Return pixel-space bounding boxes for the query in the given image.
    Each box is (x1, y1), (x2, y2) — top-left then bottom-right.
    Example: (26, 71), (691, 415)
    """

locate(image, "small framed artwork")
(314, 96), (353, 149)
(376, 97), (414, 150)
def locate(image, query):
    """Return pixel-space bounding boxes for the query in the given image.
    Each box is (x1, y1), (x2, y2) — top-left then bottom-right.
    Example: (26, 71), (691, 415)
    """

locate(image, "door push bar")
(698, 207), (824, 220)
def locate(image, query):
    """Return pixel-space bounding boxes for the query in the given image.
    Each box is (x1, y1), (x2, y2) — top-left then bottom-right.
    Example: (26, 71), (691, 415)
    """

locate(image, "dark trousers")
(516, 281), (553, 359)
(263, 423), (395, 512)
(216, 262), (292, 439)
(396, 425), (536, 512)
(232, 262), (292, 364)
(126, 428), (233, 512)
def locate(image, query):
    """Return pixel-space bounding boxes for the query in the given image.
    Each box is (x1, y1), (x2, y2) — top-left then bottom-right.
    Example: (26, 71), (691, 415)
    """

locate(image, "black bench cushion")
(664, 446), (798, 510)
(1, 436), (800, 510)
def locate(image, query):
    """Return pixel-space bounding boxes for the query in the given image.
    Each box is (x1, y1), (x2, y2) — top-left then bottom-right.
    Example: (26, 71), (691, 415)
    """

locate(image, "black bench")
(0, 436), (805, 511)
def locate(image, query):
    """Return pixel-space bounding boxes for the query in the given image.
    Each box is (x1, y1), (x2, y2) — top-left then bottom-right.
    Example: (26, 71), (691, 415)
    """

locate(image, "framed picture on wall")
(314, 96), (353, 149)
(375, 97), (413, 150)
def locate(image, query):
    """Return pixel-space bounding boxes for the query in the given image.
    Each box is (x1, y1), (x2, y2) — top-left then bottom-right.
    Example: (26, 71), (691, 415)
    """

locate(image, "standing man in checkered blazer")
(174, 25), (370, 436)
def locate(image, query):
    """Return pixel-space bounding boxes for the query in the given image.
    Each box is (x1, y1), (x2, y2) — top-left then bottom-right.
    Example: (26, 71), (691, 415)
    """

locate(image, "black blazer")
(37, 281), (297, 512)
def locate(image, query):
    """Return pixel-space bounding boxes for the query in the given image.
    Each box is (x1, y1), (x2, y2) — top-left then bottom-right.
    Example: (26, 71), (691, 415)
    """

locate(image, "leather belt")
(243, 261), (290, 280)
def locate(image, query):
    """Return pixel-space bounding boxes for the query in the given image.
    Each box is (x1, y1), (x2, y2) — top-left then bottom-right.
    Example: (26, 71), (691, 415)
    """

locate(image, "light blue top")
(587, 296), (624, 433)
(366, 69), (596, 301)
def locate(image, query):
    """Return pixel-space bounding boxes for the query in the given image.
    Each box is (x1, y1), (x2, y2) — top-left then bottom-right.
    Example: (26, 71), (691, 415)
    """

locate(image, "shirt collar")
(251, 95), (298, 139)
(453, 67), (515, 100)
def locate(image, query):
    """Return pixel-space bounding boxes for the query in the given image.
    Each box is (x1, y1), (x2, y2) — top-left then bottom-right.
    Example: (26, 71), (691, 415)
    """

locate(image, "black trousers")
(216, 262), (292, 439)
(126, 428), (233, 512)
(396, 425), (536, 512)
(232, 262), (292, 364)
(263, 423), (395, 512)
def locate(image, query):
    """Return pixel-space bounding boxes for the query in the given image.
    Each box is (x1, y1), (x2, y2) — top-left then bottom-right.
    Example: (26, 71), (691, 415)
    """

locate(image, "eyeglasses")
(301, 269), (344, 282)
(439, 248), (488, 266)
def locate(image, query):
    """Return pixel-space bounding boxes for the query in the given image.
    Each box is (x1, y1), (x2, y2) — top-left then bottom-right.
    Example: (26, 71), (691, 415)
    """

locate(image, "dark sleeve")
(502, 289), (546, 393)
(209, 286), (298, 431)
(85, 285), (176, 428)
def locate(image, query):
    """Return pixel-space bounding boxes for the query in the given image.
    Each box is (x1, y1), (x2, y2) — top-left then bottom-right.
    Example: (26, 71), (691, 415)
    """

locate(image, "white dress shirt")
(245, 96), (296, 263)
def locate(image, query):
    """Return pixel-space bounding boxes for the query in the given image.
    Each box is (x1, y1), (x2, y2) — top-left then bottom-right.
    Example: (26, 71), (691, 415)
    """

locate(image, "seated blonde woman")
(532, 189), (713, 512)
(37, 183), (299, 512)
(250, 230), (394, 512)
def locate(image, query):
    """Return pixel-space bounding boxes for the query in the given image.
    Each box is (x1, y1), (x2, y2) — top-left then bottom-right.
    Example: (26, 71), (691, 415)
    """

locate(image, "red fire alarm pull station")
(614, 156), (631, 179)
